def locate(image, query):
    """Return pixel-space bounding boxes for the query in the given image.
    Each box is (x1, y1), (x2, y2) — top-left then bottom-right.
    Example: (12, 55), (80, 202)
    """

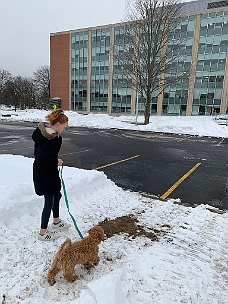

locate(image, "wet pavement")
(0, 120), (228, 210)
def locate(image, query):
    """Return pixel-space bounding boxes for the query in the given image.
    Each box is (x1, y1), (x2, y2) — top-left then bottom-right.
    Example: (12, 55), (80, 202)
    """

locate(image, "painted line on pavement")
(147, 133), (164, 138)
(0, 147), (90, 156)
(177, 135), (193, 142)
(0, 146), (33, 152)
(59, 149), (90, 156)
(93, 154), (140, 170)
(160, 162), (201, 199)
(217, 138), (225, 146)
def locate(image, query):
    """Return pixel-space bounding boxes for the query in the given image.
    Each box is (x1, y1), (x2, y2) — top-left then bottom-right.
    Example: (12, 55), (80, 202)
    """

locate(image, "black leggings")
(41, 192), (62, 229)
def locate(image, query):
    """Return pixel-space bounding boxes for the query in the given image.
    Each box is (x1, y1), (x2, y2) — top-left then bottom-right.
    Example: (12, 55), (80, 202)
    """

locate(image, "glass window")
(201, 17), (208, 26)
(220, 44), (228, 53)
(208, 12), (216, 18)
(192, 105), (199, 115)
(218, 59), (225, 71)
(212, 45), (220, 53)
(205, 45), (212, 53)
(214, 99), (221, 105)
(188, 15), (195, 22)
(213, 35), (221, 45)
(195, 82), (201, 88)
(214, 27), (221, 35)
(207, 28), (214, 36)
(200, 27), (207, 36)
(216, 10), (224, 17)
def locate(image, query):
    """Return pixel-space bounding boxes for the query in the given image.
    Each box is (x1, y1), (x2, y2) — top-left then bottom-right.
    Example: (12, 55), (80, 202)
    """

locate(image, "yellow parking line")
(0, 146), (33, 152)
(160, 162), (201, 199)
(0, 147), (90, 156)
(178, 135), (193, 142)
(149, 133), (164, 138)
(217, 138), (225, 146)
(93, 154), (140, 170)
(59, 149), (90, 156)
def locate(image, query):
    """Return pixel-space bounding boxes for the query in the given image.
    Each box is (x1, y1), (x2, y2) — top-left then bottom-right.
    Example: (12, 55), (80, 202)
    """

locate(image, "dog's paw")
(83, 262), (92, 269)
(65, 274), (78, 283)
(93, 257), (100, 266)
(47, 278), (56, 286)
(71, 275), (78, 282)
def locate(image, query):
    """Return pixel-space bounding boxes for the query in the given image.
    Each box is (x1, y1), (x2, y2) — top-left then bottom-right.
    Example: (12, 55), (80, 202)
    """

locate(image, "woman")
(32, 109), (71, 241)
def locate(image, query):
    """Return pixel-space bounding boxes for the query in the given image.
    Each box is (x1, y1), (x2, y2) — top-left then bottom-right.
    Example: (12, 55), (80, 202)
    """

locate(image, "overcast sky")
(0, 0), (127, 77)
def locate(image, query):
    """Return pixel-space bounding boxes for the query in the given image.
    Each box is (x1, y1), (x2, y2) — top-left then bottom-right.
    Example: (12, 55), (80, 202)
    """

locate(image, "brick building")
(50, 0), (228, 116)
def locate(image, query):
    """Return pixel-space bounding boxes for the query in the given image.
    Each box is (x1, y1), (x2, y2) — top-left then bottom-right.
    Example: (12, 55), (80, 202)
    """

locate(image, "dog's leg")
(92, 256), (100, 266)
(64, 266), (78, 283)
(47, 266), (61, 286)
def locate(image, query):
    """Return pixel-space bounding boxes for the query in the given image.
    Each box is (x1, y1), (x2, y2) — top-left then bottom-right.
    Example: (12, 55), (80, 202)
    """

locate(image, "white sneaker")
(51, 220), (71, 231)
(38, 230), (60, 241)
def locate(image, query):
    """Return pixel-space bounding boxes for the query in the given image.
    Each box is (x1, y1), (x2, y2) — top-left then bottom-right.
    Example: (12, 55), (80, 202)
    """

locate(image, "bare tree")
(5, 76), (35, 111)
(113, 0), (188, 124)
(4, 78), (18, 110)
(33, 65), (50, 109)
(1, 66), (49, 111)
(0, 68), (12, 105)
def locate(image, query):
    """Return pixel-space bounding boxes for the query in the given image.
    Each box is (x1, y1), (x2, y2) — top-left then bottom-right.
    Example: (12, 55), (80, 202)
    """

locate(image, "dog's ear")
(97, 226), (104, 241)
(89, 226), (104, 242)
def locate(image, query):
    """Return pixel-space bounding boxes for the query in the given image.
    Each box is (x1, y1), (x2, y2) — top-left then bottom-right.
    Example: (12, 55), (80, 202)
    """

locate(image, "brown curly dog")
(47, 226), (104, 286)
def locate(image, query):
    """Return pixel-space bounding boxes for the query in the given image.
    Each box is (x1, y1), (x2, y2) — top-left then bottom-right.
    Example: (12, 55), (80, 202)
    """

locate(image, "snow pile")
(1, 107), (228, 138)
(1, 108), (228, 303)
(0, 155), (227, 304)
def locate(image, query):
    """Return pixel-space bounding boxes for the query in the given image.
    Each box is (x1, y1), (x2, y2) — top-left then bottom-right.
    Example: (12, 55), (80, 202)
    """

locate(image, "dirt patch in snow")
(98, 214), (159, 241)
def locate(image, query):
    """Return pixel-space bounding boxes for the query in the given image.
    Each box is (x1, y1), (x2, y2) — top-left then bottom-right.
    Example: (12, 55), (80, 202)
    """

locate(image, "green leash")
(59, 164), (84, 239)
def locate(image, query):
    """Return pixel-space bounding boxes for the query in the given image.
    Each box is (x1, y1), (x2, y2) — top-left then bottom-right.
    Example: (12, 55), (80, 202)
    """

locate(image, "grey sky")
(0, 0), (126, 77)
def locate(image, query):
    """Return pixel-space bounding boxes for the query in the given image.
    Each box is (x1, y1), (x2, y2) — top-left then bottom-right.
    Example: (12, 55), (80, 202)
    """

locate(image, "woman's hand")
(58, 159), (63, 166)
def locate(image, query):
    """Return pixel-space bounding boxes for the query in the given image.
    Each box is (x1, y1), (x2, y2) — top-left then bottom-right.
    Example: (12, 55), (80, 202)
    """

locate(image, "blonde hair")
(45, 109), (68, 125)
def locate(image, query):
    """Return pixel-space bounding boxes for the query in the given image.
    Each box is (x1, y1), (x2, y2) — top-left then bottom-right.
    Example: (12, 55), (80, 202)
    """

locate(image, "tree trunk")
(144, 100), (151, 124)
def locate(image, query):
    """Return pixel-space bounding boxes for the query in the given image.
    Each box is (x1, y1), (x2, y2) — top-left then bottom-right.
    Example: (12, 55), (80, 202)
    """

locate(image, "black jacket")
(32, 122), (62, 196)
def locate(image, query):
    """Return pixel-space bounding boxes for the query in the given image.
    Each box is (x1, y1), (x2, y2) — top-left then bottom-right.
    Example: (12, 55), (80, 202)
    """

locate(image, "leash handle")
(59, 164), (84, 239)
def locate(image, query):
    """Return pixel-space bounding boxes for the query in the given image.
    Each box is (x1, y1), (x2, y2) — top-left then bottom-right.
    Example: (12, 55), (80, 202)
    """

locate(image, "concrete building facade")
(50, 0), (228, 116)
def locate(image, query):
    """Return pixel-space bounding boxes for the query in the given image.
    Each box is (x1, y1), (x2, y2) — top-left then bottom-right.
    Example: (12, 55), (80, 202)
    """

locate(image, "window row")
(71, 42), (88, 49)
(200, 27), (228, 36)
(202, 10), (228, 18)
(192, 105), (220, 116)
(162, 104), (187, 115)
(194, 82), (223, 89)
(112, 106), (131, 113)
(192, 98), (221, 105)
(71, 68), (87, 75)
(198, 44), (228, 54)
(71, 32), (88, 43)
(71, 101), (87, 111)
(91, 66), (109, 75)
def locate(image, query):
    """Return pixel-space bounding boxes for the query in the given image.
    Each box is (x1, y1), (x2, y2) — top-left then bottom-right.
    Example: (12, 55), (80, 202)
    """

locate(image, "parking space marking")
(148, 133), (164, 138)
(160, 162), (201, 199)
(0, 147), (90, 156)
(93, 154), (140, 170)
(59, 149), (90, 156)
(177, 135), (193, 142)
(0, 146), (33, 152)
(217, 138), (225, 146)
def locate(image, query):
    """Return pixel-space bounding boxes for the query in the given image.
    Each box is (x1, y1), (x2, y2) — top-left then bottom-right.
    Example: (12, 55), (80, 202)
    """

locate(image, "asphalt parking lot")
(1, 121), (228, 210)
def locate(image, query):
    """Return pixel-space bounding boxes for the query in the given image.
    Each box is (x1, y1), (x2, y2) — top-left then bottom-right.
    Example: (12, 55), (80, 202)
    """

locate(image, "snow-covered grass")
(0, 107), (227, 303)
(1, 106), (228, 138)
